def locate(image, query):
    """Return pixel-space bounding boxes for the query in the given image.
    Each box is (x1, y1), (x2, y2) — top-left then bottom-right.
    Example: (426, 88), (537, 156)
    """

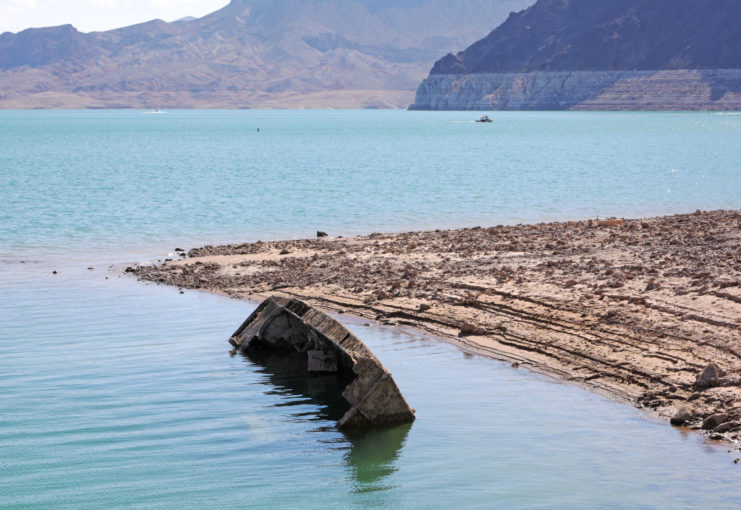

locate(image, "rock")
(418, 303), (431, 312)
(713, 422), (734, 434)
(317, 231), (328, 238)
(459, 322), (486, 336)
(279, 249), (291, 255)
(694, 363), (721, 389)
(229, 296), (415, 428)
(670, 408), (692, 426)
(702, 413), (728, 430)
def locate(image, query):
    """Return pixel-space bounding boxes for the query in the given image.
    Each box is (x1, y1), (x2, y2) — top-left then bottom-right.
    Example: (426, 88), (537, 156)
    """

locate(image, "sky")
(0, 0), (230, 34)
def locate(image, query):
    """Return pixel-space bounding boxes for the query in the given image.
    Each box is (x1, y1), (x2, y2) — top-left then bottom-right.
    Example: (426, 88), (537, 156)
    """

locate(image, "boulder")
(713, 422), (735, 434)
(459, 322), (486, 336)
(229, 296), (415, 428)
(702, 413), (728, 430)
(694, 363), (721, 389)
(670, 407), (692, 426)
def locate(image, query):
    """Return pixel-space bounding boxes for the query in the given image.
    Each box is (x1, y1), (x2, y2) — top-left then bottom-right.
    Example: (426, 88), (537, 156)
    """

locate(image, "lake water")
(1, 110), (740, 508)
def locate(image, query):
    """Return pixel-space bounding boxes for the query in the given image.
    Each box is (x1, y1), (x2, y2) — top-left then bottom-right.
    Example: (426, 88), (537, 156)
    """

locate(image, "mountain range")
(0, 0), (532, 109)
(411, 0), (741, 110)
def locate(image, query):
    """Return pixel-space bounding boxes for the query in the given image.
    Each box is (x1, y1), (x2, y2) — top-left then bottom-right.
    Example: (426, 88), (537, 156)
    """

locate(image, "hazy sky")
(0, 0), (229, 34)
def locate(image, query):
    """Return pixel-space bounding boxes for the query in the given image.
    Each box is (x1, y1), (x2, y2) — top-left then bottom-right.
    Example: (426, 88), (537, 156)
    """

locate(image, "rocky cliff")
(0, 0), (532, 109)
(410, 0), (741, 110)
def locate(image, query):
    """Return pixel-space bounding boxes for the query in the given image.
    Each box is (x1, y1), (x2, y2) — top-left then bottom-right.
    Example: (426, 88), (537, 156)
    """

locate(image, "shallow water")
(2, 265), (740, 509)
(1, 110), (740, 508)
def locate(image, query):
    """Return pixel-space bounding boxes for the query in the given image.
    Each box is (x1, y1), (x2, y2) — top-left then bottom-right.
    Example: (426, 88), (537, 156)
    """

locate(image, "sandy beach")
(131, 210), (741, 447)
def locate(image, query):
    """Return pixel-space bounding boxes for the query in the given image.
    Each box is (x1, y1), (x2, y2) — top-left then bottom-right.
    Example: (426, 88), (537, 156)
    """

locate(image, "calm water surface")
(1, 109), (739, 258)
(1, 110), (740, 508)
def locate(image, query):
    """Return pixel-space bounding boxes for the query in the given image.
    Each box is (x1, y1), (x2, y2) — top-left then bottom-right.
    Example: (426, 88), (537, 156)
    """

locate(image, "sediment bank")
(130, 210), (741, 447)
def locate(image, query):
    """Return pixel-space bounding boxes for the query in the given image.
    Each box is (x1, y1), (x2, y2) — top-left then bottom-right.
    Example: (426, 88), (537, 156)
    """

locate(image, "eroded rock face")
(230, 297), (415, 428)
(409, 70), (741, 111)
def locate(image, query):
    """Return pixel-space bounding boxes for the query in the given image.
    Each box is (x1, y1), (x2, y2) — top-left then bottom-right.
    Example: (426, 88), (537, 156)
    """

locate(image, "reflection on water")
(242, 349), (411, 493)
(241, 351), (352, 423)
(345, 425), (411, 492)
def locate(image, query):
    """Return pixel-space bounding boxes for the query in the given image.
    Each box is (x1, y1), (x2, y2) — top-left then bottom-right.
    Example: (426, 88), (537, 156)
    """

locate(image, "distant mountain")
(411, 0), (741, 110)
(0, 0), (533, 109)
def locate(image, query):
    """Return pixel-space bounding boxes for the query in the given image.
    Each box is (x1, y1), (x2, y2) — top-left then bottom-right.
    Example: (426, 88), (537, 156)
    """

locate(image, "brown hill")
(0, 0), (532, 109)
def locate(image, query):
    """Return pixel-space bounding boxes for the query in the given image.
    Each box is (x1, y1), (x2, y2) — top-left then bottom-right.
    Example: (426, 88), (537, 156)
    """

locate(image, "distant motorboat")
(475, 115), (492, 123)
(145, 109), (167, 114)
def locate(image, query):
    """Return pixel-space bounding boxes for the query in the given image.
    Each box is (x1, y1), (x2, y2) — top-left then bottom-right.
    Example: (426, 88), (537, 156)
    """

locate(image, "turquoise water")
(1, 110), (740, 258)
(1, 110), (741, 508)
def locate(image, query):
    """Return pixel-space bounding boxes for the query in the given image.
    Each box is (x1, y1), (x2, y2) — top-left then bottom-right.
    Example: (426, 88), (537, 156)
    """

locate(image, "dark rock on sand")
(671, 408), (692, 426)
(703, 413), (729, 430)
(459, 322), (486, 337)
(713, 422), (735, 434)
(695, 363), (722, 389)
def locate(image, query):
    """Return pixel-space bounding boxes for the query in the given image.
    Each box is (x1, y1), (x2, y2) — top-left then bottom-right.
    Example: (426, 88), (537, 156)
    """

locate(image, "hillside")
(0, 0), (532, 109)
(411, 0), (741, 110)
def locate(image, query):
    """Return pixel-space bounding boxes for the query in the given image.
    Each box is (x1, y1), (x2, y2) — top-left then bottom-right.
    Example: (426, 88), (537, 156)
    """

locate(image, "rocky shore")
(130, 210), (741, 448)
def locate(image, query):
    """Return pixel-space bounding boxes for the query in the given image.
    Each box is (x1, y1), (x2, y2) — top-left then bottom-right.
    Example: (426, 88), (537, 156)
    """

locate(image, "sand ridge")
(131, 210), (741, 448)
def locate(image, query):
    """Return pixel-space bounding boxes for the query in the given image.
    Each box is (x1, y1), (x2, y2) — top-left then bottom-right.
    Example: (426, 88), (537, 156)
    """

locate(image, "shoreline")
(131, 210), (741, 448)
